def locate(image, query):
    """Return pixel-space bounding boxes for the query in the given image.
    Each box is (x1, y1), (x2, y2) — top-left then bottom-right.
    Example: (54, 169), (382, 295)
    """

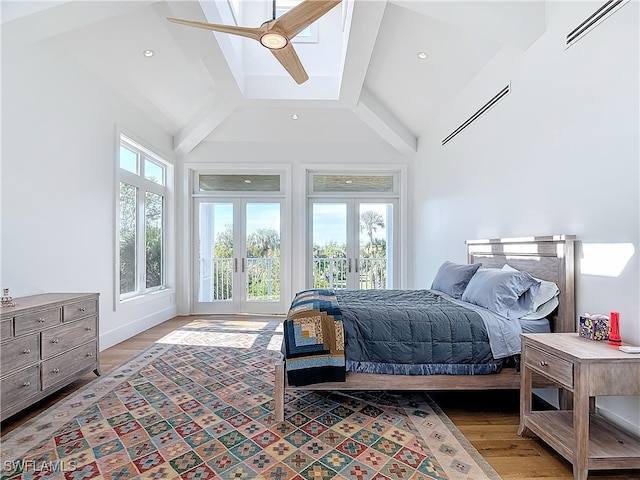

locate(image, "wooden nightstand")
(518, 333), (640, 480)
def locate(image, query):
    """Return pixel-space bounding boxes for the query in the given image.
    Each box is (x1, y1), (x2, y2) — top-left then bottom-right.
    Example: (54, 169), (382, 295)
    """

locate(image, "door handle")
(234, 258), (238, 273)
(348, 258), (352, 273)
(355, 258), (359, 273)
(242, 258), (246, 273)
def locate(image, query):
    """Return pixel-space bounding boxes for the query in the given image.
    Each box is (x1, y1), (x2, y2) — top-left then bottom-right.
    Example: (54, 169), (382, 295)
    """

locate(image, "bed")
(274, 235), (576, 421)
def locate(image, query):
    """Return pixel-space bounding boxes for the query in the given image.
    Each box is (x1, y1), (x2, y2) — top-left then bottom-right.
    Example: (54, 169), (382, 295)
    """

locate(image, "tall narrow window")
(118, 135), (168, 299)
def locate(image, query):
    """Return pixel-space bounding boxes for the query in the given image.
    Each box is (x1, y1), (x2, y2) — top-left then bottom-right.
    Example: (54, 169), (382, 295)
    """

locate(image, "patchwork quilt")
(282, 289), (346, 386)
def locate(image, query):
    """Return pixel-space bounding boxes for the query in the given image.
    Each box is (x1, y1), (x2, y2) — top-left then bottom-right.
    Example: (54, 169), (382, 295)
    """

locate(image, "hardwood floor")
(2, 315), (637, 479)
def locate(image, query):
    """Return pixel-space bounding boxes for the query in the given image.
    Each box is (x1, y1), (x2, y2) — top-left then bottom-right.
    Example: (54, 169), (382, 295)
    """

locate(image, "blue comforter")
(336, 289), (505, 375)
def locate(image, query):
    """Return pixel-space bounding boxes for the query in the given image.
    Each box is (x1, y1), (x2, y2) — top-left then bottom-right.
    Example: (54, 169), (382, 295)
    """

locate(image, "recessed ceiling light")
(417, 51), (428, 60)
(143, 49), (154, 58)
(291, 114), (299, 120)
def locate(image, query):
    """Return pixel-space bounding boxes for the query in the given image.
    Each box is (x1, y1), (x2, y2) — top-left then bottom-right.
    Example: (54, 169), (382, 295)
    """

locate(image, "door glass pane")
(246, 203), (281, 301)
(119, 182), (137, 294)
(312, 203), (347, 289)
(145, 192), (163, 288)
(199, 203), (234, 302)
(359, 203), (391, 289)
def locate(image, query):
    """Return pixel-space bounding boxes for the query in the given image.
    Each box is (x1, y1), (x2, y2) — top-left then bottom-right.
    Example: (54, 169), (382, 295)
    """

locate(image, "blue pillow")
(431, 261), (482, 299)
(461, 268), (541, 319)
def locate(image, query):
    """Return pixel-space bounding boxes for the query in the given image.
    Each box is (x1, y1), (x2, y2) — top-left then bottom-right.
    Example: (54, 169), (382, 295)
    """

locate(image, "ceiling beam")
(354, 89), (416, 155)
(339, 0), (388, 105)
(162, 1), (243, 153)
(173, 98), (237, 154)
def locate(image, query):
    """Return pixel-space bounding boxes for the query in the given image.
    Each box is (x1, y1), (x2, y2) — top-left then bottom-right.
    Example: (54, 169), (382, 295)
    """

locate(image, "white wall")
(1, 40), (178, 349)
(412, 1), (639, 433)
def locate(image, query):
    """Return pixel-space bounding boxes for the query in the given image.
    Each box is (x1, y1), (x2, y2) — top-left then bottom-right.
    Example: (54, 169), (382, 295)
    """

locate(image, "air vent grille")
(566, 0), (629, 48)
(442, 84), (511, 146)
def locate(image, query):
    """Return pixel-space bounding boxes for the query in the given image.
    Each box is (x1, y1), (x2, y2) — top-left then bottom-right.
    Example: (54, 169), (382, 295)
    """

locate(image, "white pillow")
(502, 264), (559, 320)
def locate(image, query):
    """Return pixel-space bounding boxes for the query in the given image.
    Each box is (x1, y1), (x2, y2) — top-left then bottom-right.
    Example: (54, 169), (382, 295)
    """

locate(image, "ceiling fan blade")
(272, 0), (342, 39)
(270, 43), (309, 84)
(167, 17), (265, 42)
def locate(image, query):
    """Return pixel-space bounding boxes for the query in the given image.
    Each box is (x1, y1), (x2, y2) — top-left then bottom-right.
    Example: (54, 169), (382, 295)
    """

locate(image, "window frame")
(117, 133), (172, 303)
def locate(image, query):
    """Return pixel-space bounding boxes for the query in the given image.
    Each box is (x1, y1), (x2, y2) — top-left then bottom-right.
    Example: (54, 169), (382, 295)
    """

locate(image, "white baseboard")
(596, 405), (640, 436)
(99, 306), (177, 350)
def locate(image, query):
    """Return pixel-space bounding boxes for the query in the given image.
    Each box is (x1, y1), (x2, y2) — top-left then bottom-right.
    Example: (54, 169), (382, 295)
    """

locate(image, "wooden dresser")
(0, 293), (100, 421)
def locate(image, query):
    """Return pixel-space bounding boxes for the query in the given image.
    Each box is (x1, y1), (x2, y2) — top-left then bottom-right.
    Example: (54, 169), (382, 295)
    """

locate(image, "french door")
(309, 199), (396, 290)
(193, 198), (285, 313)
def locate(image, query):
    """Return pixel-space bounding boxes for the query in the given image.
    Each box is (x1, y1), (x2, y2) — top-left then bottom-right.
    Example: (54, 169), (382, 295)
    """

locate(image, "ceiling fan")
(168, 0), (342, 84)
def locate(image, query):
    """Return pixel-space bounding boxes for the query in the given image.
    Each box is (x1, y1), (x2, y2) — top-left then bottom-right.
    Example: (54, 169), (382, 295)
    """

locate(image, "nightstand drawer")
(525, 345), (573, 389)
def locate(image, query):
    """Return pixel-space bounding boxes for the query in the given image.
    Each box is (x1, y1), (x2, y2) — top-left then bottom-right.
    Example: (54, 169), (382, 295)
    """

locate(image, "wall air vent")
(566, 0), (629, 48)
(442, 84), (511, 146)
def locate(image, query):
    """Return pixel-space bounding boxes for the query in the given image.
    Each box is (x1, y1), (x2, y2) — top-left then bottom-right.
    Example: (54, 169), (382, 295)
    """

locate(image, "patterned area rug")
(1, 317), (501, 480)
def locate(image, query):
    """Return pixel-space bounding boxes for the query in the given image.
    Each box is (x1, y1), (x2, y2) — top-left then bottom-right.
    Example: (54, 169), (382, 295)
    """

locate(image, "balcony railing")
(313, 257), (387, 290)
(203, 257), (387, 301)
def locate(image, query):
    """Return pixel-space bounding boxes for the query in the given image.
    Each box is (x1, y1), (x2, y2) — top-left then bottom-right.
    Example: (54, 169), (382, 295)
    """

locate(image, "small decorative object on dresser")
(1, 288), (15, 307)
(0, 292), (100, 421)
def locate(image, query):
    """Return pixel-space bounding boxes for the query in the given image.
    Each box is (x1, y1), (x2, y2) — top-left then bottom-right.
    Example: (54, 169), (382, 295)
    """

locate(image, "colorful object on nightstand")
(608, 311), (622, 346)
(579, 313), (610, 340)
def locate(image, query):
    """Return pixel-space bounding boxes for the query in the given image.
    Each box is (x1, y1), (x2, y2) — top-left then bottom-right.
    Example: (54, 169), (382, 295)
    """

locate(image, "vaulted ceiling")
(2, 0), (547, 155)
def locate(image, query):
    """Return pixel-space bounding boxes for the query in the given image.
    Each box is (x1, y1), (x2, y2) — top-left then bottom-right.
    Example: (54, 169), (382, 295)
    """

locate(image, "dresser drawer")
(525, 345), (574, 389)
(41, 316), (97, 360)
(1, 365), (40, 409)
(1, 334), (40, 374)
(14, 308), (61, 336)
(42, 341), (97, 389)
(1, 319), (12, 342)
(63, 299), (98, 322)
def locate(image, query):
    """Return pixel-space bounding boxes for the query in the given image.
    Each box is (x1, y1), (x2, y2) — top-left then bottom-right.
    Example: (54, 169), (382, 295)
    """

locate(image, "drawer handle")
(52, 338), (60, 344)
(22, 348), (31, 354)
(23, 381), (31, 387)
(85, 327), (92, 331)
(86, 352), (93, 357)
(79, 307), (86, 312)
(38, 318), (46, 323)
(539, 360), (548, 367)
(53, 368), (60, 374)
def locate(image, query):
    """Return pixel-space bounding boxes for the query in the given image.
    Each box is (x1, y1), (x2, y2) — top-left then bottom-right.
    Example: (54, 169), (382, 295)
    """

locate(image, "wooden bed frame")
(274, 235), (577, 421)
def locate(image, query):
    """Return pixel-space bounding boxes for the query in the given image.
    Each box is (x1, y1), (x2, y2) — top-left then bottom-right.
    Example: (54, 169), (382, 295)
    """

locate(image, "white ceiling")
(1, 0), (548, 155)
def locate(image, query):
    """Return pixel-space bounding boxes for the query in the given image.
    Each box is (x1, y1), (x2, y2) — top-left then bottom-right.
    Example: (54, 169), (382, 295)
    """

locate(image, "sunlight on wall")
(580, 243), (635, 277)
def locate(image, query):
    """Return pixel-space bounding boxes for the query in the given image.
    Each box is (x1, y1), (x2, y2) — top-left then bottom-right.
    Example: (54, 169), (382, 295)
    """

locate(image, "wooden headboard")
(466, 235), (577, 334)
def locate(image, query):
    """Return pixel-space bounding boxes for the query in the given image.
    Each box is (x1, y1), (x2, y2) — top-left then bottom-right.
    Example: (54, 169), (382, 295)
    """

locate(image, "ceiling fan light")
(260, 32), (288, 49)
